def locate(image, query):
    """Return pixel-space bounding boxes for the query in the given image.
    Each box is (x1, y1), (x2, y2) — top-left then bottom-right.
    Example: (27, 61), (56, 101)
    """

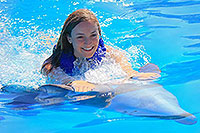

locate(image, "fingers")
(141, 74), (160, 80)
(70, 81), (95, 92)
(75, 86), (94, 92)
(131, 73), (161, 80)
(72, 95), (96, 101)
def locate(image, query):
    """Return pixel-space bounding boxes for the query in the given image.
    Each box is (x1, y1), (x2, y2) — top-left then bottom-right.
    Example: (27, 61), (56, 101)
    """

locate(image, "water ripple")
(184, 43), (200, 48)
(0, 116), (5, 121)
(160, 59), (200, 85)
(127, 1), (200, 11)
(183, 51), (200, 56)
(148, 25), (180, 29)
(182, 35), (200, 39)
(148, 12), (200, 24)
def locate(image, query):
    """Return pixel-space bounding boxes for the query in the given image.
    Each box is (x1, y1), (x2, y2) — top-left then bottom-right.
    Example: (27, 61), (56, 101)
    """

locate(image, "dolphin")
(99, 82), (197, 125)
(38, 81), (197, 125)
(0, 63), (197, 125)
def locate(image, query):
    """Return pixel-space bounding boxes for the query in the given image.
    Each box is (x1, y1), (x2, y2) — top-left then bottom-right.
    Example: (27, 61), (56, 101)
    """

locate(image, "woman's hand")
(130, 63), (161, 80)
(69, 80), (95, 92)
(131, 72), (160, 80)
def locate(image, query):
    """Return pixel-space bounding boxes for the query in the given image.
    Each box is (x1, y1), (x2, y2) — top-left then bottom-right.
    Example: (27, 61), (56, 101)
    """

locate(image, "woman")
(41, 9), (160, 92)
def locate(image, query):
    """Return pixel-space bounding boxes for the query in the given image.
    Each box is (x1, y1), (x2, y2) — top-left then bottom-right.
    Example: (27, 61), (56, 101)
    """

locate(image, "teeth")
(83, 47), (93, 51)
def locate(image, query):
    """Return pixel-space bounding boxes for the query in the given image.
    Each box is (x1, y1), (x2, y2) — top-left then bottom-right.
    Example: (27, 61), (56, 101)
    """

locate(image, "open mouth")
(82, 46), (94, 51)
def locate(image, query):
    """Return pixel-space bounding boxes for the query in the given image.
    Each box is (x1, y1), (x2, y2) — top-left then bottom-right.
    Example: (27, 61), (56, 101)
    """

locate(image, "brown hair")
(41, 9), (101, 75)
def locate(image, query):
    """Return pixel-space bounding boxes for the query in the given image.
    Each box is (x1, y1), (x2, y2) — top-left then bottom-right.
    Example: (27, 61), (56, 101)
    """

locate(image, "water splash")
(0, 0), (151, 88)
(127, 45), (151, 69)
(0, 13), (58, 88)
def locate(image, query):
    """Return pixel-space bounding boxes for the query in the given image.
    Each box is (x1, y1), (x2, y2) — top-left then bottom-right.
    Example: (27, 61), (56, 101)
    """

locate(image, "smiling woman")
(67, 21), (100, 58)
(41, 9), (160, 92)
(1, 1), (199, 131)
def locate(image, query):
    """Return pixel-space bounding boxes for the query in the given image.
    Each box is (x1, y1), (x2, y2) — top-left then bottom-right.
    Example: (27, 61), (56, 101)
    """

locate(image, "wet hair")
(41, 9), (101, 75)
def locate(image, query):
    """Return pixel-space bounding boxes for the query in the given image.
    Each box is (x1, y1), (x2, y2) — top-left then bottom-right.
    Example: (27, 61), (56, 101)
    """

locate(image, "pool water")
(1, 0), (200, 133)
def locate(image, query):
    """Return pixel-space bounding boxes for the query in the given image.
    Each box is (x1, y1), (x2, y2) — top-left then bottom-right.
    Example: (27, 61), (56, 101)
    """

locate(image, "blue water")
(1, 0), (200, 132)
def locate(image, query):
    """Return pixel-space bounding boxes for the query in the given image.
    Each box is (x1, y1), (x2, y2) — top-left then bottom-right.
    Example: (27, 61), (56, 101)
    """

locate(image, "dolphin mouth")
(130, 113), (198, 125)
(175, 113), (198, 125)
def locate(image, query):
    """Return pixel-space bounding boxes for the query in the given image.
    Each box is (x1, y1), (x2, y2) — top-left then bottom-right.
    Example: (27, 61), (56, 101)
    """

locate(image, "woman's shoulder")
(105, 45), (126, 59)
(41, 63), (53, 76)
(105, 45), (117, 52)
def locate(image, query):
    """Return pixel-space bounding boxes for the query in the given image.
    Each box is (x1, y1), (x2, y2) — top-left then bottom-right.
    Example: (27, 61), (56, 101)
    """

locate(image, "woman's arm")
(105, 45), (138, 76)
(47, 66), (75, 84)
(42, 63), (95, 92)
(105, 45), (160, 80)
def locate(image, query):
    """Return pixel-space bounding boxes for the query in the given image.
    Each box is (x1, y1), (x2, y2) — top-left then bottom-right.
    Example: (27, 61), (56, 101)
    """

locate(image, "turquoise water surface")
(0, 0), (200, 133)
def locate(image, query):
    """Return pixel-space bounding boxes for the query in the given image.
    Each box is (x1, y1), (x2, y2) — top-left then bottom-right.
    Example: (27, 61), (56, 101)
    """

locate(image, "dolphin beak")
(175, 113), (197, 125)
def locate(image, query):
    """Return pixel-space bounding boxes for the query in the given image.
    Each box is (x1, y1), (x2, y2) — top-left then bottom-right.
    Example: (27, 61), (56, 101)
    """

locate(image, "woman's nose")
(84, 37), (92, 45)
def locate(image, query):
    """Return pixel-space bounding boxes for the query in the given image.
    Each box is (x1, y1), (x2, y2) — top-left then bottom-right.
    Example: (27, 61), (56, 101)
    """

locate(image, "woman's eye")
(76, 36), (84, 39)
(91, 34), (97, 38)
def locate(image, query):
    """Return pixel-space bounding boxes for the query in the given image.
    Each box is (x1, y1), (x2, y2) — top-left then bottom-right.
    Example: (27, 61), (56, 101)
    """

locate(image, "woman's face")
(67, 21), (100, 58)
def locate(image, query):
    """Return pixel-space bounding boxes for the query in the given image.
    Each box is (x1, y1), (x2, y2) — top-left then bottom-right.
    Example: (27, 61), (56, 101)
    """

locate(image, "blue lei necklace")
(59, 38), (106, 75)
